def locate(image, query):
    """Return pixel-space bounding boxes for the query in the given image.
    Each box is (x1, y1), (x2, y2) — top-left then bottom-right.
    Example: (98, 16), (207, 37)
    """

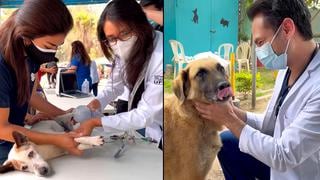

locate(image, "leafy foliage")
(235, 71), (262, 96)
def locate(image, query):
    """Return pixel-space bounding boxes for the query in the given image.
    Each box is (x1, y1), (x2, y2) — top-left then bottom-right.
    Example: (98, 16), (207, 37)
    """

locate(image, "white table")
(43, 89), (116, 114)
(1, 130), (163, 180)
(1, 89), (162, 179)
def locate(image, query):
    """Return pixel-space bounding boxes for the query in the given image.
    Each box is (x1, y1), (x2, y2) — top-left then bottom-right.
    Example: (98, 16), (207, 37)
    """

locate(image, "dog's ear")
(0, 160), (15, 173)
(173, 69), (190, 103)
(12, 131), (28, 148)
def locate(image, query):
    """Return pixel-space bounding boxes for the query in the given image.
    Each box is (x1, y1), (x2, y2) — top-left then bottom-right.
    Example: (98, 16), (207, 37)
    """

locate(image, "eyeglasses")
(102, 30), (133, 46)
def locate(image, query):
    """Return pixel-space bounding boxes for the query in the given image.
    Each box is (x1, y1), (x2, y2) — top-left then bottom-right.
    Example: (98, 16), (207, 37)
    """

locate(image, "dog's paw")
(90, 136), (104, 146)
(75, 136), (104, 146)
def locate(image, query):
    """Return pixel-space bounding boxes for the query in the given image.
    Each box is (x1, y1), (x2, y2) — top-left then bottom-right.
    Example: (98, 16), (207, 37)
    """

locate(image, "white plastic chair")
(236, 42), (251, 72)
(218, 43), (234, 60)
(169, 40), (194, 77)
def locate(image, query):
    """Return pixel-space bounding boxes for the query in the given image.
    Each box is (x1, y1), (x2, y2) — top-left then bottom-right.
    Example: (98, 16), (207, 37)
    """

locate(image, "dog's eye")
(196, 68), (207, 78)
(216, 64), (225, 74)
(22, 165), (28, 171)
(28, 151), (34, 158)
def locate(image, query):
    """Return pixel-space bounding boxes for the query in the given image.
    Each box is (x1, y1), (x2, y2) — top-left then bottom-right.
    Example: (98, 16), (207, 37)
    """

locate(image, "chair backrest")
(236, 42), (251, 60)
(169, 40), (186, 62)
(218, 43), (234, 60)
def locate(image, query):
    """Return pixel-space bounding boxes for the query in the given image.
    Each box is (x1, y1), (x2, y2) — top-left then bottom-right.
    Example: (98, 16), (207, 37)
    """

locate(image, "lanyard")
(275, 43), (319, 117)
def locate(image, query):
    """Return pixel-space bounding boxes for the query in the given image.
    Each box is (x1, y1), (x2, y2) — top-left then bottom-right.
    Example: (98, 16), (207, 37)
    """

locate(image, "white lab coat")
(96, 31), (163, 143)
(239, 50), (320, 180)
(117, 86), (130, 101)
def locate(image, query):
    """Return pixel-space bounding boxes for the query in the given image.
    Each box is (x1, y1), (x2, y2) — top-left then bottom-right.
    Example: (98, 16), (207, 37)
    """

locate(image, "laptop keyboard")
(64, 90), (90, 98)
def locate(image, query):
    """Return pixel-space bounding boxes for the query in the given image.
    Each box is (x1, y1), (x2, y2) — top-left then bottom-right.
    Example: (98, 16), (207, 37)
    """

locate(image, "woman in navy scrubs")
(0, 0), (82, 164)
(64, 40), (92, 91)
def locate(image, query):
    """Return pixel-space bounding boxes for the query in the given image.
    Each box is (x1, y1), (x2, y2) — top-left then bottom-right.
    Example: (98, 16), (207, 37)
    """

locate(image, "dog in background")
(164, 58), (233, 180)
(46, 61), (58, 89)
(0, 106), (104, 176)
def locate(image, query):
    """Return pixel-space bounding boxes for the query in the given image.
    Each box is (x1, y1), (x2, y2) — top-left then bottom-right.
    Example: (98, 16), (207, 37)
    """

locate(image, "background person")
(90, 60), (99, 96)
(64, 40), (92, 91)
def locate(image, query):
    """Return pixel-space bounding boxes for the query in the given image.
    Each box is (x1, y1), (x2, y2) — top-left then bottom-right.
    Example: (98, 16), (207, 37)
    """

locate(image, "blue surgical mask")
(255, 25), (291, 70)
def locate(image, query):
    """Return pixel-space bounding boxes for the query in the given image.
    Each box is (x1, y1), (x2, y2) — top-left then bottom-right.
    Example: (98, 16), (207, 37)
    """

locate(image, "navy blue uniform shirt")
(0, 53), (39, 164)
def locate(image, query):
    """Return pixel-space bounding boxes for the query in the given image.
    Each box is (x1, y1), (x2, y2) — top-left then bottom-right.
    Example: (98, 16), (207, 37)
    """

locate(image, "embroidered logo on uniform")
(31, 73), (35, 82)
(154, 75), (163, 85)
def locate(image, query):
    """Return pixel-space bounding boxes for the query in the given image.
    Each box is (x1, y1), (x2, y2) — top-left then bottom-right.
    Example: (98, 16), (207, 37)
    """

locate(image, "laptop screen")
(61, 73), (77, 92)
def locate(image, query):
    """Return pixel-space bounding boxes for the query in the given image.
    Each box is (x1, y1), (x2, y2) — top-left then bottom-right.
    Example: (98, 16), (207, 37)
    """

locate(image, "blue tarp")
(0, 0), (109, 8)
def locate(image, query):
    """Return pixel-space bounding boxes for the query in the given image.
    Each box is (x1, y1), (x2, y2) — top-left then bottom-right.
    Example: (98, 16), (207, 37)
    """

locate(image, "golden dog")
(164, 58), (233, 180)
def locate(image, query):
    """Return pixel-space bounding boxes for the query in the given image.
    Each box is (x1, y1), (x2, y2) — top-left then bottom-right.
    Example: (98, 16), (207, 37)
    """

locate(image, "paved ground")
(206, 159), (225, 180)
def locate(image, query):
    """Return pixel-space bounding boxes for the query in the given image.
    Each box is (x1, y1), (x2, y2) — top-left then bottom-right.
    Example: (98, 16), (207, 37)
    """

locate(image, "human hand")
(73, 118), (101, 136)
(53, 133), (83, 156)
(47, 67), (57, 74)
(194, 100), (235, 125)
(25, 113), (51, 125)
(87, 99), (101, 112)
(65, 108), (74, 114)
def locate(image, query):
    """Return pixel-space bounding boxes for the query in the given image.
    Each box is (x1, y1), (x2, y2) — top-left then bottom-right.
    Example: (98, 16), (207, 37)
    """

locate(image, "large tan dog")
(164, 58), (233, 180)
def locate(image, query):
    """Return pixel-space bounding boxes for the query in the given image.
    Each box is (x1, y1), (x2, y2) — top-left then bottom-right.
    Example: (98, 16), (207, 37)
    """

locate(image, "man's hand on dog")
(195, 100), (246, 138)
(195, 100), (235, 123)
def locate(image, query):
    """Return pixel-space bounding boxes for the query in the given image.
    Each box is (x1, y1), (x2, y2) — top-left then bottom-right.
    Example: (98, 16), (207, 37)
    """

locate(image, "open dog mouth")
(216, 87), (233, 102)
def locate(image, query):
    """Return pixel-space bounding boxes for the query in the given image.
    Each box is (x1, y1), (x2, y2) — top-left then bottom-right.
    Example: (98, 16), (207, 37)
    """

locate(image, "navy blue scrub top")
(0, 53), (39, 164)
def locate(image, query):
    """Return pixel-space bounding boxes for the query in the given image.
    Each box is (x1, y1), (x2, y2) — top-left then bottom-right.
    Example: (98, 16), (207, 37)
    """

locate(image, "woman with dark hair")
(64, 40), (92, 91)
(0, 0), (83, 165)
(140, 0), (163, 32)
(76, 0), (163, 148)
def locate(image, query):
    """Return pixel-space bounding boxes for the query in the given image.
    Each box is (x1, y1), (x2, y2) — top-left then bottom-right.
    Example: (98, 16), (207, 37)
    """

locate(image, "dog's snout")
(217, 81), (230, 90)
(39, 167), (49, 176)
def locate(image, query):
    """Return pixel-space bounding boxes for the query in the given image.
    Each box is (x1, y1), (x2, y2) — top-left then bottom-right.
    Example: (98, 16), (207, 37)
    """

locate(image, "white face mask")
(255, 24), (291, 70)
(111, 36), (138, 61)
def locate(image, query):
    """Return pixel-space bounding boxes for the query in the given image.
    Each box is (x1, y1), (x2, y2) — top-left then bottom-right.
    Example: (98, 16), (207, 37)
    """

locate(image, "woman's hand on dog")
(87, 99), (101, 112)
(53, 133), (83, 156)
(65, 108), (74, 114)
(73, 118), (102, 136)
(25, 112), (51, 125)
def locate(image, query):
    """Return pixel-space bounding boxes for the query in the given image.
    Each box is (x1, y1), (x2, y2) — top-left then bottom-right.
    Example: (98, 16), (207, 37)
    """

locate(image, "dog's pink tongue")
(217, 87), (233, 100)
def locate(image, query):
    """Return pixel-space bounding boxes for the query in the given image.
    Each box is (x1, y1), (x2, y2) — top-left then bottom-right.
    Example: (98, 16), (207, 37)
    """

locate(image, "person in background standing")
(90, 60), (99, 96)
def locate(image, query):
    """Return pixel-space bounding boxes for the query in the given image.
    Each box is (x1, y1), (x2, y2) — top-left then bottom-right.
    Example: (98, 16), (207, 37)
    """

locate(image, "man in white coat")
(195, 0), (320, 179)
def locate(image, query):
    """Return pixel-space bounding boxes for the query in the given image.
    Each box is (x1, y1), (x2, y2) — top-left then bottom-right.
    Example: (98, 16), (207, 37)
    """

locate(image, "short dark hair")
(247, 0), (313, 40)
